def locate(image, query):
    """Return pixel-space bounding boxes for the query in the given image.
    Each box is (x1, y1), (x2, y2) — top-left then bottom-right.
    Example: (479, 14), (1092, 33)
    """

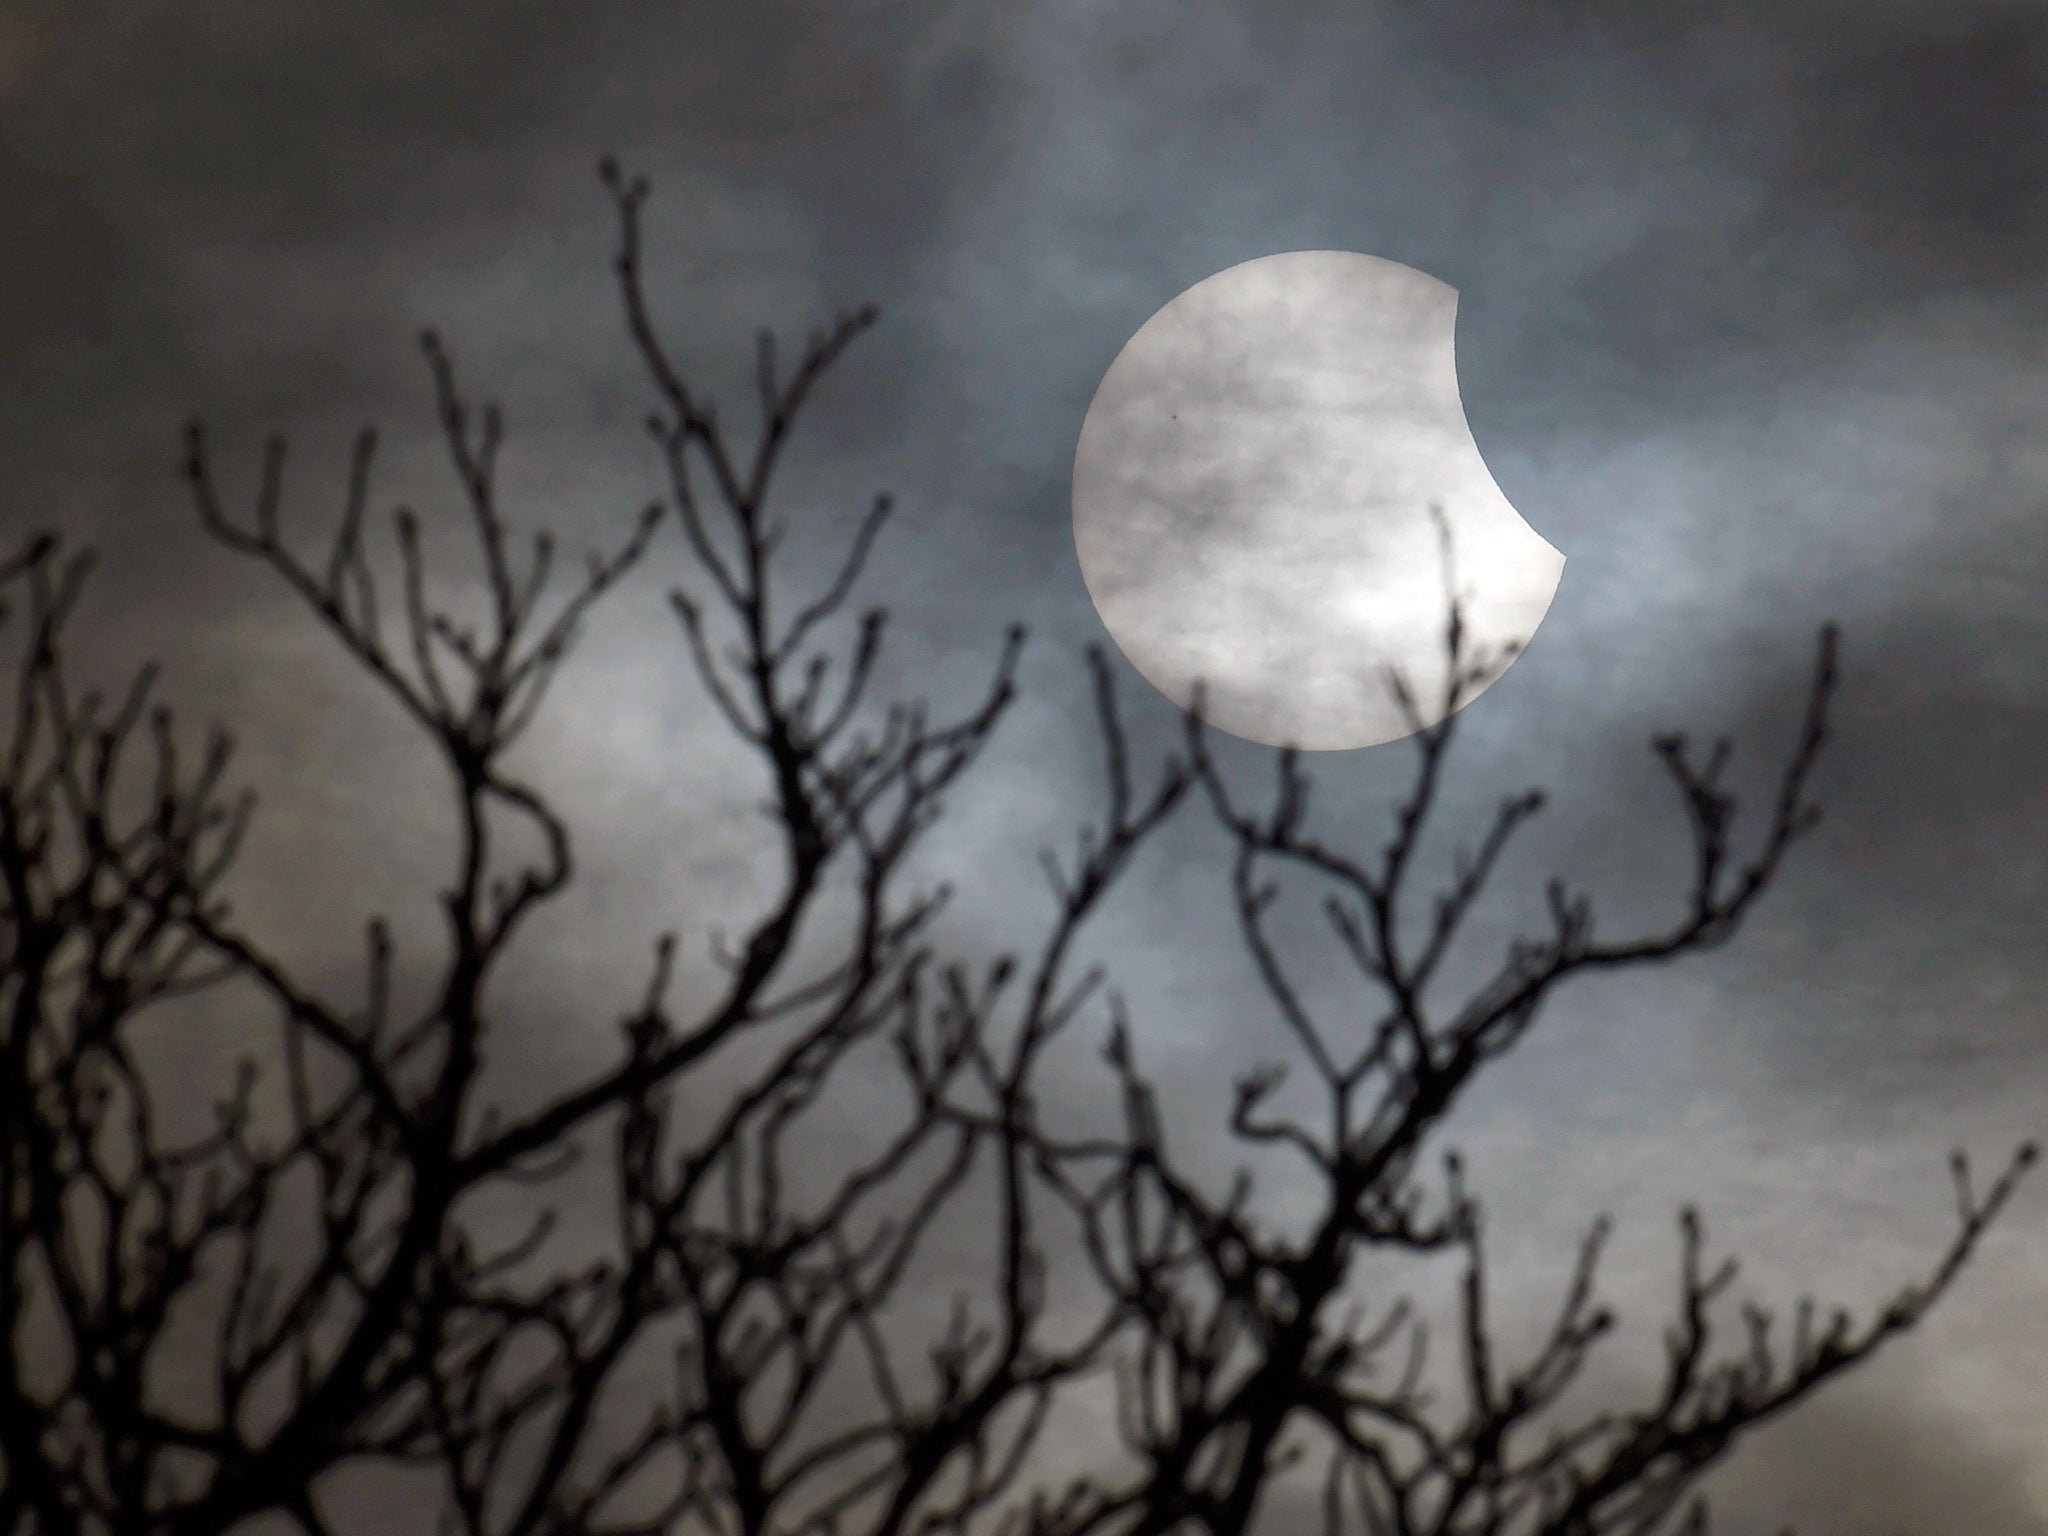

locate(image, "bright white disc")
(1071, 251), (1564, 751)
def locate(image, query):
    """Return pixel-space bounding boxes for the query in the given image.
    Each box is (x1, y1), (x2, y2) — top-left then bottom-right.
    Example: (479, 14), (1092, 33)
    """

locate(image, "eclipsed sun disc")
(1071, 251), (1564, 751)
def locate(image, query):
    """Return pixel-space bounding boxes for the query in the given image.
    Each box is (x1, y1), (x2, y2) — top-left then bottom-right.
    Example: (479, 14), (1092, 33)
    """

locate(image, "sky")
(5, 1), (2047, 1530)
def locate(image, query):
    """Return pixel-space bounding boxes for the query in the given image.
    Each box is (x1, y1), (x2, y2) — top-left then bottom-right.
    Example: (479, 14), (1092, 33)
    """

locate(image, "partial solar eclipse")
(1071, 251), (1564, 751)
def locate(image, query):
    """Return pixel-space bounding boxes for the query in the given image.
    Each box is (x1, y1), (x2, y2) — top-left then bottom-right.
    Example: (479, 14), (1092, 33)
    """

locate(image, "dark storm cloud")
(1708, 3), (2048, 283)
(0, 2), (996, 515)
(1, 2), (577, 390)
(1311, 2), (2048, 447)
(1414, 0), (2048, 285)
(0, 150), (181, 446)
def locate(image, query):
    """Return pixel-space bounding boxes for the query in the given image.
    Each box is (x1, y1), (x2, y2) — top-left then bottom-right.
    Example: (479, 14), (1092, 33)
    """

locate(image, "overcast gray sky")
(6, 2), (2047, 1530)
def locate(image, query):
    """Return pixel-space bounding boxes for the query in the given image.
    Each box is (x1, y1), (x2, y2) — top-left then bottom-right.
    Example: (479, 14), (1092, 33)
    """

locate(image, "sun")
(1071, 250), (1564, 751)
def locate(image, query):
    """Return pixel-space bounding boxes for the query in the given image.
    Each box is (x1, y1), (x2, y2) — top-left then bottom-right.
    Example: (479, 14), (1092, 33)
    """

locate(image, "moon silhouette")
(1071, 251), (1564, 751)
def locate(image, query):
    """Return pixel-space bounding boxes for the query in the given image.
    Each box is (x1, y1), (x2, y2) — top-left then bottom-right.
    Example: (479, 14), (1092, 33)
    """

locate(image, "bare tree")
(0, 162), (2030, 1536)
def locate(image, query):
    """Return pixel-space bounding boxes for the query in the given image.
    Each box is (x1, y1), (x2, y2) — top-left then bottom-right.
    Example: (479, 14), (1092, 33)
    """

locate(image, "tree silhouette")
(0, 162), (2031, 1536)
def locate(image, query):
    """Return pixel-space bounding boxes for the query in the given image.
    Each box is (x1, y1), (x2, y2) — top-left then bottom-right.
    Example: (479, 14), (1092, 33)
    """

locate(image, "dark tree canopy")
(0, 162), (2031, 1536)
